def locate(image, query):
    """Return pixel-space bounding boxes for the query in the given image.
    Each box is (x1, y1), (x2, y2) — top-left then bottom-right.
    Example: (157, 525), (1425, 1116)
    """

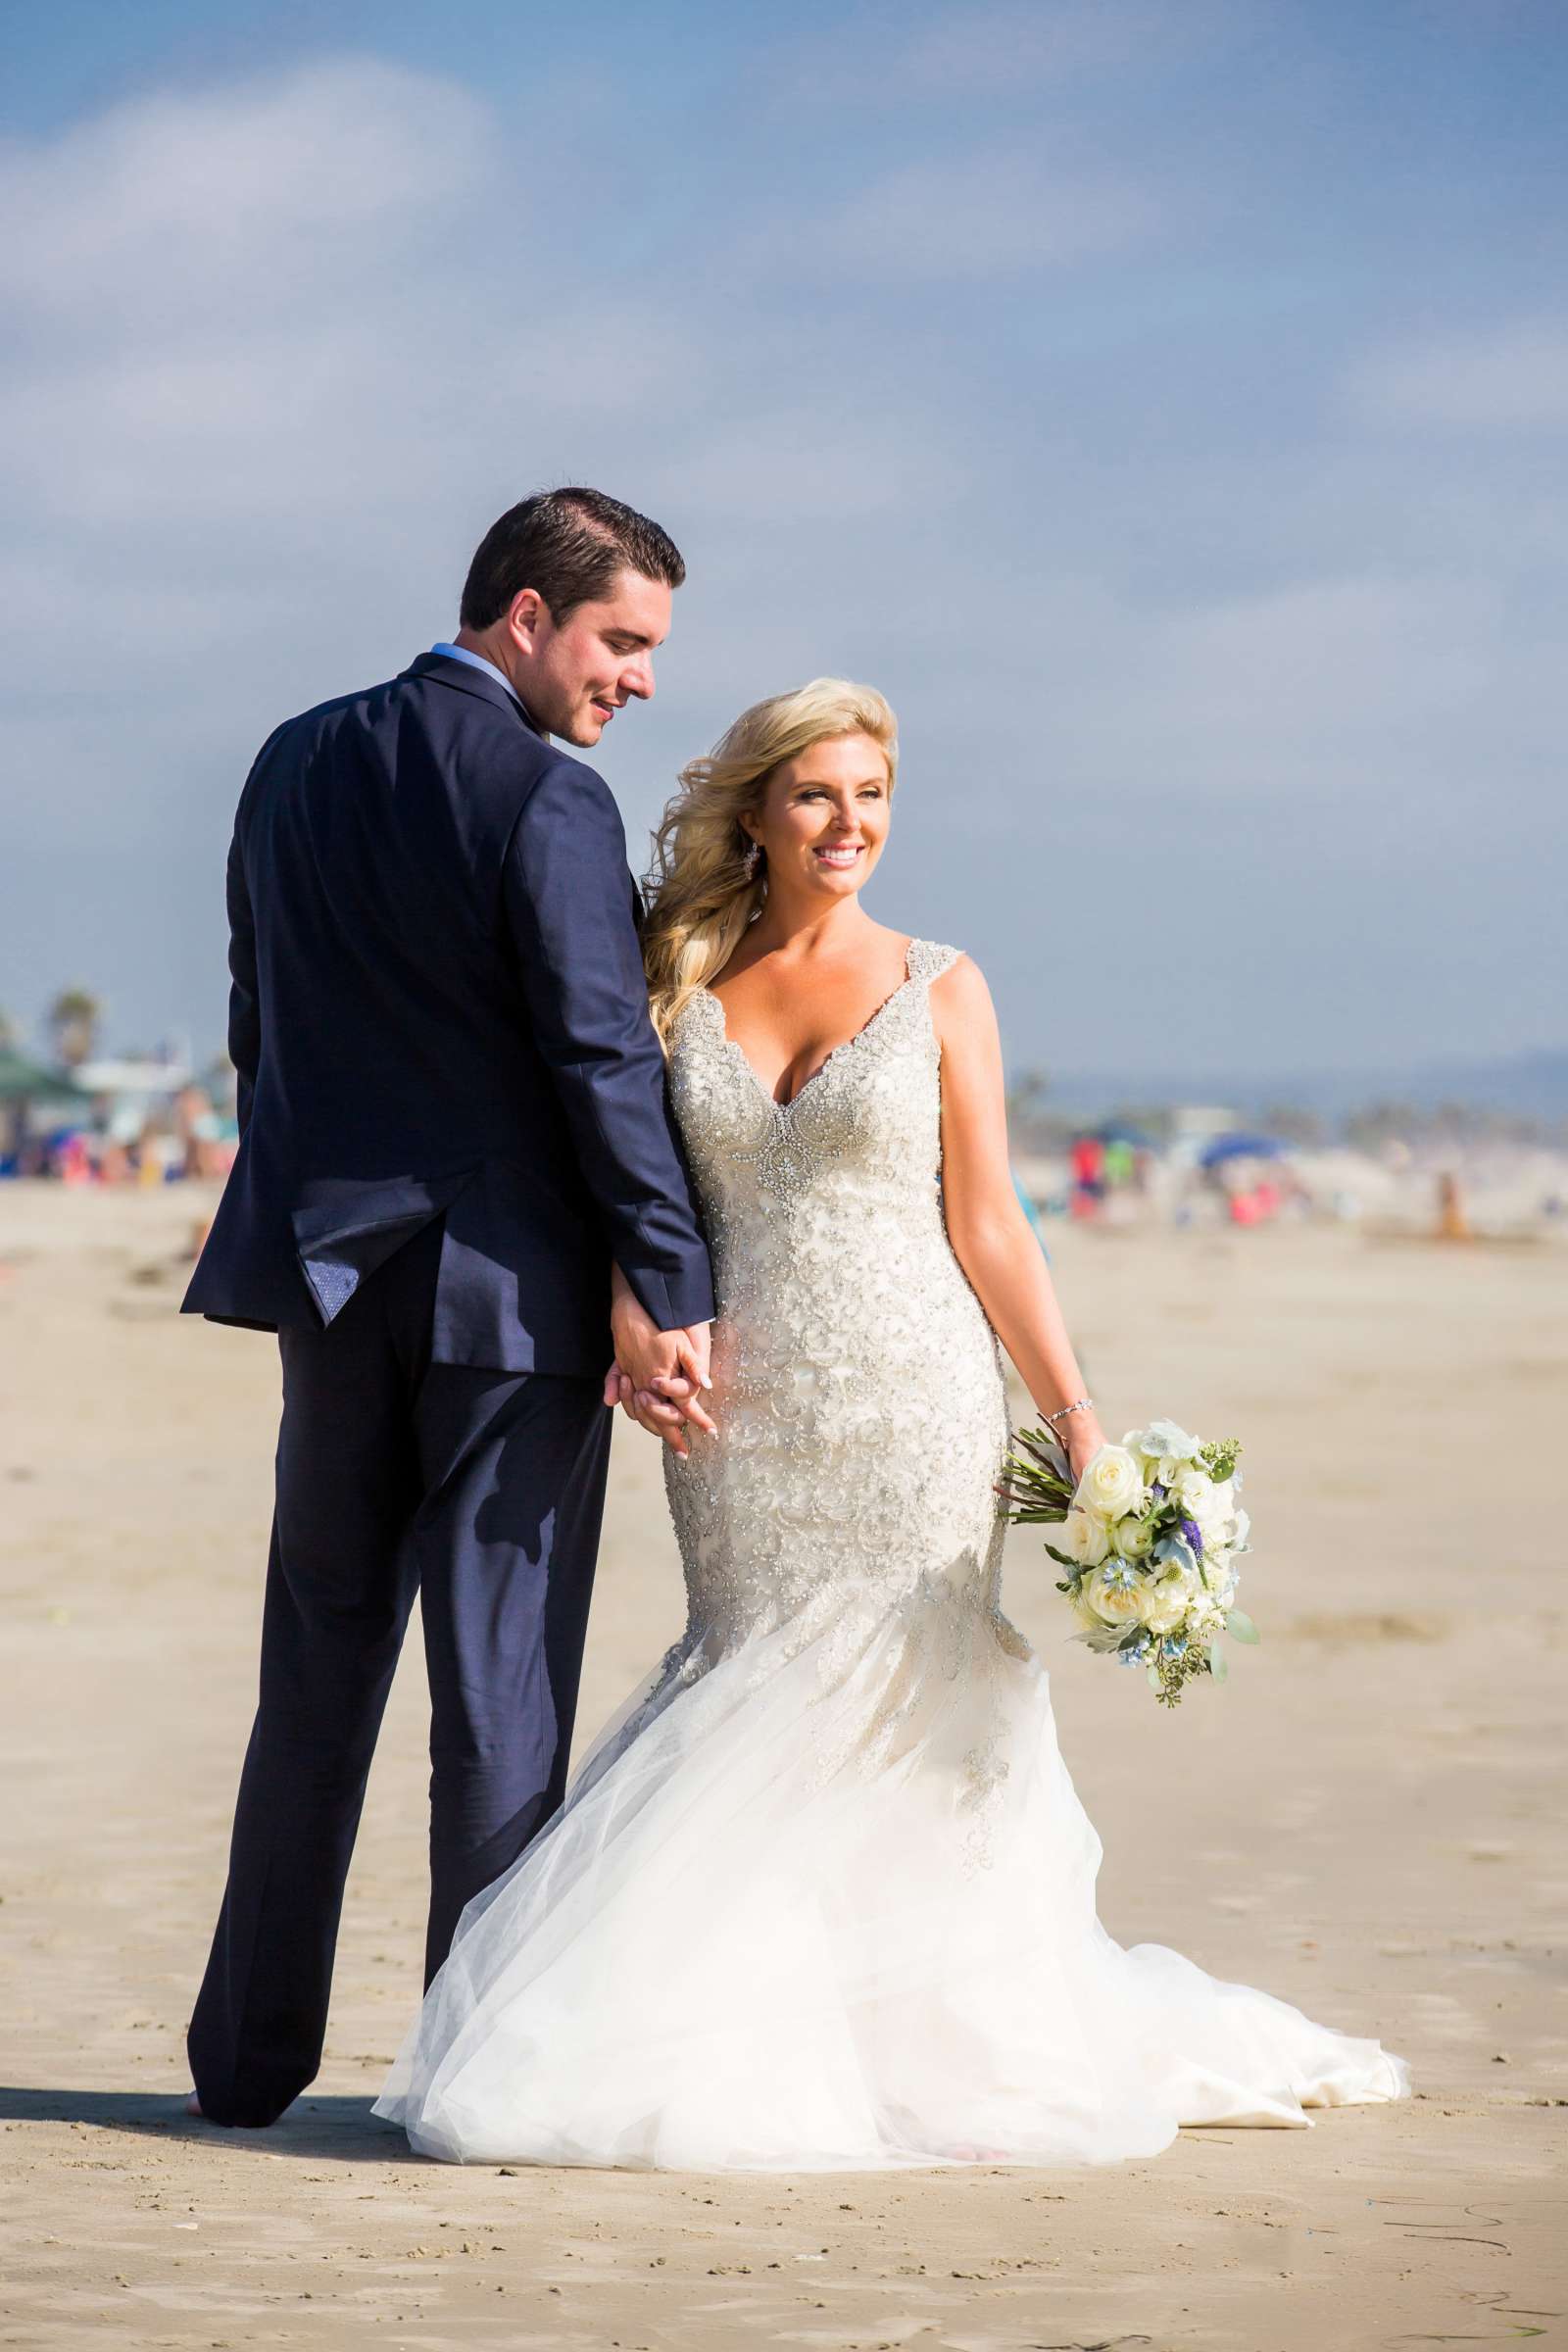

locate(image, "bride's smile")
(742, 730), (891, 903)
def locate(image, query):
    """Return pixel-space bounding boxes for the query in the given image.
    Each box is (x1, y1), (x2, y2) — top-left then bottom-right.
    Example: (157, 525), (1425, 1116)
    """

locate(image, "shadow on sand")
(0, 2085), (424, 2163)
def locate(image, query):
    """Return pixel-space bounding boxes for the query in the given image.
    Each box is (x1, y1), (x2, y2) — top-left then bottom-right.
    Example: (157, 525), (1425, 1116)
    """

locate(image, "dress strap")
(906, 938), (962, 986)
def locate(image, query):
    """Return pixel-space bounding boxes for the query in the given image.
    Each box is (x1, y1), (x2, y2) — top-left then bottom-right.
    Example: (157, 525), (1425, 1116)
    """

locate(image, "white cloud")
(1345, 317), (1568, 432)
(888, 0), (1233, 93)
(804, 154), (1158, 279)
(840, 564), (1527, 821)
(1117, 574), (1500, 781)
(0, 57), (493, 333)
(648, 410), (968, 524)
(759, 0), (1234, 103)
(0, 61), (729, 688)
(0, 53), (964, 892)
(0, 36), (1560, 1078)
(0, 59), (498, 575)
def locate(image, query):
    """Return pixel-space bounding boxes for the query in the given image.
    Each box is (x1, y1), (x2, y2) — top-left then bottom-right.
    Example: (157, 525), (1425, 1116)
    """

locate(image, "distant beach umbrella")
(0, 1048), (64, 1101)
(1197, 1132), (1289, 1169)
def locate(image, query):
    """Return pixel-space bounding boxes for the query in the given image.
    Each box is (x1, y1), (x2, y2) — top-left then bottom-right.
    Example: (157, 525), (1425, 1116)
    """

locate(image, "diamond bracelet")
(1043, 1396), (1095, 1430)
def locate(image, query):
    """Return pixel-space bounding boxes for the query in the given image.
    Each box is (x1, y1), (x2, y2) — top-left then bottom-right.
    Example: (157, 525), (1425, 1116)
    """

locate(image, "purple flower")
(1179, 1514), (1204, 1556)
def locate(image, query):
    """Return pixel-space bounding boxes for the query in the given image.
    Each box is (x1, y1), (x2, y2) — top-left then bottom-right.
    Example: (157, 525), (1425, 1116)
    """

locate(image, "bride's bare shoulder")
(926, 949), (996, 1043)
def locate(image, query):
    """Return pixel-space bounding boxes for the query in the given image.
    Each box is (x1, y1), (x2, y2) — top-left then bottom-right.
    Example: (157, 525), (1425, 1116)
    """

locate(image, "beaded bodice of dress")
(670, 934), (965, 1324)
(662, 937), (1013, 1666)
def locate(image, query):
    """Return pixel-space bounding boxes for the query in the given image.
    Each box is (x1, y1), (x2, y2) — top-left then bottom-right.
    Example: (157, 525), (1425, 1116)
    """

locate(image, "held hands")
(603, 1278), (715, 1459)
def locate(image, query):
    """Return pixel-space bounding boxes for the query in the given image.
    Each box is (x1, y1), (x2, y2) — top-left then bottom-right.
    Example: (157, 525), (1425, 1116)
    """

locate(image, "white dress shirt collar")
(429, 641), (523, 709)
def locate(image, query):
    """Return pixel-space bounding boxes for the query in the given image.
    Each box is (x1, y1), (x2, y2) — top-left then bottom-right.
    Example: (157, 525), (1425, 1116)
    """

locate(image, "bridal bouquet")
(998, 1419), (1256, 1706)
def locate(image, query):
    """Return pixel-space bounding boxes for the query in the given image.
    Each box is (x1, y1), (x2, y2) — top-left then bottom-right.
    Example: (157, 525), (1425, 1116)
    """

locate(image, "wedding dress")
(375, 938), (1407, 2169)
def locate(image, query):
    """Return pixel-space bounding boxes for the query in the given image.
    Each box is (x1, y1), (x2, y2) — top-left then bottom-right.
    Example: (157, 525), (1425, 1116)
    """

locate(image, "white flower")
(1086, 1561), (1147, 1626)
(1061, 1507), (1111, 1568)
(1127, 1417), (1201, 1468)
(1174, 1466), (1215, 1514)
(1200, 1492), (1238, 1548)
(1069, 1588), (1105, 1636)
(1198, 1539), (1231, 1586)
(1076, 1445), (1145, 1523)
(1196, 1505), (1235, 1556)
(1141, 1571), (1195, 1635)
(1112, 1512), (1155, 1562)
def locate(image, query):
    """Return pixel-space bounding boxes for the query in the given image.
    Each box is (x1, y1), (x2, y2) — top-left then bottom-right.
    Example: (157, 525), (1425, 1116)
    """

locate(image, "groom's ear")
(507, 588), (548, 652)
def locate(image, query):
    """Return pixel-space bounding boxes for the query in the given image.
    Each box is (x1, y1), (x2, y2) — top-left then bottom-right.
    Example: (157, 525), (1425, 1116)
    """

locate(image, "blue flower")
(1179, 1514), (1204, 1556)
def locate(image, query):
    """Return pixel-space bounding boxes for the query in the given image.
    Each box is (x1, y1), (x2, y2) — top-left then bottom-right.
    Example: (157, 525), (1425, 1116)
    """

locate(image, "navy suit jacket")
(182, 652), (715, 1374)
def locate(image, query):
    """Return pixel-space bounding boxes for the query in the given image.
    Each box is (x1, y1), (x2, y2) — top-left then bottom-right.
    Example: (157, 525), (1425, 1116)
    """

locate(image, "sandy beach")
(1, 1181), (1563, 2349)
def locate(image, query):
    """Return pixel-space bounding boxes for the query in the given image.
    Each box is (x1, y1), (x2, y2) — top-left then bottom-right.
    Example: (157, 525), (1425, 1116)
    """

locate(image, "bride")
(375, 678), (1407, 2170)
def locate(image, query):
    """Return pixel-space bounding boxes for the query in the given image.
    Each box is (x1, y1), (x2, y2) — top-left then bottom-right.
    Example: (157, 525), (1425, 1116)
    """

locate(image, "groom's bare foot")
(184, 2091), (204, 2118)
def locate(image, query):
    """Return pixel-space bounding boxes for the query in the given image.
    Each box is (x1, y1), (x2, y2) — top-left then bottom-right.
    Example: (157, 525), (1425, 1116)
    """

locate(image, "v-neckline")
(705, 938), (919, 1113)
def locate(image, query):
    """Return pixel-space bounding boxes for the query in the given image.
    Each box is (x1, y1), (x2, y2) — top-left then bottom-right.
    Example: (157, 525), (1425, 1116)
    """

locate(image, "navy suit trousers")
(186, 1220), (612, 2129)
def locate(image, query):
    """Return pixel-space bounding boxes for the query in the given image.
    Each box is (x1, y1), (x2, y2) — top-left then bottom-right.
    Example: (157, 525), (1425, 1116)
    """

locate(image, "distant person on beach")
(181, 490), (715, 2128)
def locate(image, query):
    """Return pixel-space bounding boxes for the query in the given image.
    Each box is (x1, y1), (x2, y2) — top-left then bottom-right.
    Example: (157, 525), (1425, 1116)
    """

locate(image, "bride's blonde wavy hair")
(641, 677), (900, 1050)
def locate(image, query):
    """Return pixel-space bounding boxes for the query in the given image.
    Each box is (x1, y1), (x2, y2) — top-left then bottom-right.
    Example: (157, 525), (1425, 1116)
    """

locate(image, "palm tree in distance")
(48, 987), (103, 1070)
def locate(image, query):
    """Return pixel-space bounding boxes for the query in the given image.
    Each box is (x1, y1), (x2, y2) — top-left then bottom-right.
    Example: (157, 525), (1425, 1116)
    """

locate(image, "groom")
(181, 488), (715, 2129)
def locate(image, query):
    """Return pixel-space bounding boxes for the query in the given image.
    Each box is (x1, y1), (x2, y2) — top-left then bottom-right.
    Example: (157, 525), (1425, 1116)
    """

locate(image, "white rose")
(1141, 1571), (1195, 1635)
(1174, 1467), (1215, 1514)
(1203, 1486), (1241, 1543)
(1069, 1588), (1104, 1636)
(1085, 1561), (1147, 1626)
(1197, 1550), (1235, 1605)
(1061, 1507), (1111, 1568)
(1194, 1501), (1233, 1558)
(1077, 1445), (1145, 1522)
(1112, 1511), (1155, 1561)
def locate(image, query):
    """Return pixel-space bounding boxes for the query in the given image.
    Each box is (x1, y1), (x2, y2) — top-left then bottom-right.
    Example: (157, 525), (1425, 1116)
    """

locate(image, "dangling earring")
(741, 839), (760, 881)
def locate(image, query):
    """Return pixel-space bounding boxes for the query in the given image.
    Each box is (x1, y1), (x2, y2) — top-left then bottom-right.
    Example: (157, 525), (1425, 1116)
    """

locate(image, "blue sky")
(2, 1), (1563, 1084)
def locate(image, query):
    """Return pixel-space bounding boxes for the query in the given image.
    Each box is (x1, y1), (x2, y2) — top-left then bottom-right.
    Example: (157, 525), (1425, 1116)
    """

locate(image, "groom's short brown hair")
(460, 488), (685, 629)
